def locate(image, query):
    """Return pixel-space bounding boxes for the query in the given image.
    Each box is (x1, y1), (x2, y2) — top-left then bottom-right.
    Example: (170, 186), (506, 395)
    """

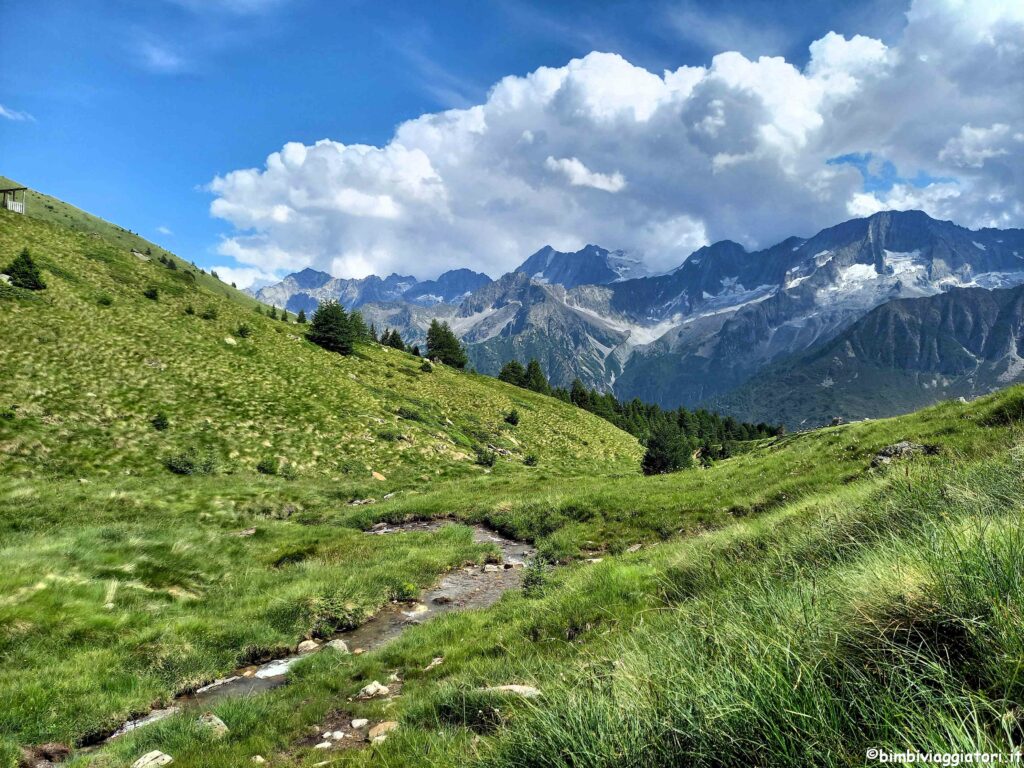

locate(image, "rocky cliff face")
(710, 284), (1024, 428)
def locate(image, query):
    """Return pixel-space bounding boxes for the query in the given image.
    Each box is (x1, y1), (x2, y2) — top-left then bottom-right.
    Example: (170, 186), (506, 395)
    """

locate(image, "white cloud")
(210, 265), (278, 290)
(0, 104), (35, 122)
(157, 225), (173, 236)
(545, 157), (626, 192)
(137, 40), (186, 73)
(209, 0), (1024, 280)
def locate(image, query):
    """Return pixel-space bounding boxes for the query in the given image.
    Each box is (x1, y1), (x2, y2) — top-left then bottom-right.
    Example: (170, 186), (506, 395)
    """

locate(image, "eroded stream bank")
(101, 521), (533, 744)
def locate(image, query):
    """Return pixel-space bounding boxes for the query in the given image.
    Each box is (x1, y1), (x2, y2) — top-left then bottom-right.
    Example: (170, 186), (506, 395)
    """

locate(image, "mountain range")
(253, 211), (1024, 426)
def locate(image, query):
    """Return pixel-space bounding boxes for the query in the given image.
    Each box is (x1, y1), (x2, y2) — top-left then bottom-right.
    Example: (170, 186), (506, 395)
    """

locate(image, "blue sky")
(2, 1), (1020, 284)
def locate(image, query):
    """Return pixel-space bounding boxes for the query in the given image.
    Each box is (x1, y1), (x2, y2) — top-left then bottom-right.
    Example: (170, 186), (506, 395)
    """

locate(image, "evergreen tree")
(570, 378), (590, 408)
(410, 345), (420, 356)
(296, 309), (306, 324)
(268, 306), (278, 320)
(307, 300), (354, 355)
(642, 423), (692, 475)
(524, 359), (550, 394)
(383, 328), (406, 350)
(426, 320), (468, 368)
(498, 360), (527, 387)
(369, 323), (378, 342)
(348, 309), (369, 341)
(4, 248), (46, 290)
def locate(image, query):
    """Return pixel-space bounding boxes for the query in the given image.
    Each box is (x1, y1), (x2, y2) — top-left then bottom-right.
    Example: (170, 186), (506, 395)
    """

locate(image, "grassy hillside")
(0, 206), (640, 484)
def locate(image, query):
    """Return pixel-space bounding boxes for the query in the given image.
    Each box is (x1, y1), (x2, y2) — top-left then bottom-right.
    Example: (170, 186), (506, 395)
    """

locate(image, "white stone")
(132, 752), (173, 768)
(297, 639), (319, 654)
(358, 680), (389, 698)
(351, 718), (369, 728)
(314, 741), (332, 749)
(325, 638), (349, 654)
(484, 684), (542, 698)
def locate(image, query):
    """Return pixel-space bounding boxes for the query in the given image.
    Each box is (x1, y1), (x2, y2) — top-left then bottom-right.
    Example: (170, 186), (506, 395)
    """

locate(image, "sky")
(1, 0), (1022, 287)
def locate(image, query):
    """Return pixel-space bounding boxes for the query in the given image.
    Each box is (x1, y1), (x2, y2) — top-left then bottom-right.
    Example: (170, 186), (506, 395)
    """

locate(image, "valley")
(3, 187), (1024, 767)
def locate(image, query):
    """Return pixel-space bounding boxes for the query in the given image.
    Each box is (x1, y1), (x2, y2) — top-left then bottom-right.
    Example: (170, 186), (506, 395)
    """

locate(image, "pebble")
(297, 639), (320, 654)
(351, 718), (369, 729)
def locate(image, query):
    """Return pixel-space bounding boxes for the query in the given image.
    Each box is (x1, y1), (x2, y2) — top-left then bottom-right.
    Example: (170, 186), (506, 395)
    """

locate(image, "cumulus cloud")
(209, 0), (1024, 280)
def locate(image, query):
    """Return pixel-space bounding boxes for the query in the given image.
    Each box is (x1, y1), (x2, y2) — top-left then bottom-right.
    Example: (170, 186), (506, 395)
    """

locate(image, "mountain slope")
(711, 283), (1024, 428)
(0, 204), (641, 483)
(615, 210), (1024, 408)
(514, 244), (647, 288)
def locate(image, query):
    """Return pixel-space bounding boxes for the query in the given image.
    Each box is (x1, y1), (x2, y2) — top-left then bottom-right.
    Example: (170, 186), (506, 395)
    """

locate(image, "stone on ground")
(483, 684), (542, 698)
(368, 721), (399, 743)
(197, 712), (229, 738)
(358, 680), (390, 698)
(131, 752), (174, 768)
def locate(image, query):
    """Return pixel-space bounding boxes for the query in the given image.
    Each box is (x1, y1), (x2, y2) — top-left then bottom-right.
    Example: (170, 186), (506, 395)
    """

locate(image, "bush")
(522, 558), (550, 597)
(164, 447), (216, 475)
(143, 286), (159, 301)
(97, 294), (113, 307)
(151, 412), (169, 431)
(504, 409), (520, 426)
(397, 406), (423, 421)
(4, 248), (46, 290)
(236, 324), (252, 338)
(184, 304), (195, 315)
(524, 453), (538, 467)
(256, 456), (278, 475)
(200, 307), (218, 320)
(280, 461), (298, 480)
(378, 429), (403, 442)
(420, 361), (433, 373)
(474, 445), (497, 467)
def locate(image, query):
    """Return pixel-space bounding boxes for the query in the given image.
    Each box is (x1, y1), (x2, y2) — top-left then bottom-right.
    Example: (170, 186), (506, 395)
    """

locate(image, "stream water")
(101, 521), (532, 743)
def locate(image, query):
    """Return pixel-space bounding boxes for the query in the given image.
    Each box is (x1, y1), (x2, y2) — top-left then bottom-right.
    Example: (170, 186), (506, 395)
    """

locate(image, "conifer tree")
(307, 300), (354, 355)
(426, 320), (468, 368)
(642, 422), (692, 475)
(498, 360), (527, 387)
(296, 309), (306, 324)
(384, 328), (406, 350)
(524, 359), (550, 394)
(4, 248), (46, 290)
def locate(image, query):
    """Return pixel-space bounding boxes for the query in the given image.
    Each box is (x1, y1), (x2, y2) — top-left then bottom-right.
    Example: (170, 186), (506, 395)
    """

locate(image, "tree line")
(305, 300), (468, 367)
(499, 358), (783, 474)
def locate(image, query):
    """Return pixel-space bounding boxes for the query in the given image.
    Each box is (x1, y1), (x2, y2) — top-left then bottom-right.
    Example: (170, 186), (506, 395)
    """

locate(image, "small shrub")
(97, 294), (113, 307)
(280, 462), (298, 480)
(200, 307), (219, 321)
(522, 558), (550, 598)
(420, 361), (433, 373)
(378, 429), (403, 442)
(0, 405), (16, 420)
(504, 409), (520, 426)
(164, 447), (216, 475)
(397, 406), (423, 422)
(184, 304), (195, 315)
(474, 445), (497, 467)
(524, 453), (538, 467)
(151, 412), (169, 431)
(256, 456), (279, 475)
(143, 286), (159, 301)
(236, 324), (252, 338)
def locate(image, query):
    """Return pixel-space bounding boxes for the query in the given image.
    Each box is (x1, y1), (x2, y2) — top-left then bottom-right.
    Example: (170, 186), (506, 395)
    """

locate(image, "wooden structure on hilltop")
(1, 187), (27, 214)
